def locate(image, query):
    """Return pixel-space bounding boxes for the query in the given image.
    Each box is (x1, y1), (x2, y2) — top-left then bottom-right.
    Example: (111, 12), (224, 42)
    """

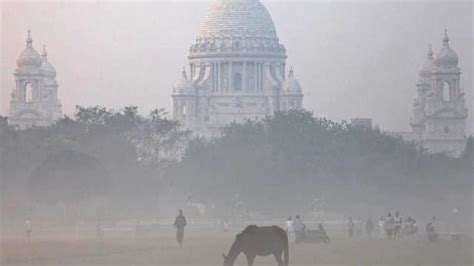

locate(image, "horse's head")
(222, 234), (244, 266)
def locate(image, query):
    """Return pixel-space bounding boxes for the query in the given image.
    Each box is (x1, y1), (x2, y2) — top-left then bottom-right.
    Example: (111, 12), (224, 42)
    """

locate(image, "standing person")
(96, 218), (103, 240)
(173, 209), (187, 247)
(365, 216), (374, 239)
(356, 218), (363, 237)
(378, 217), (385, 238)
(426, 216), (438, 242)
(24, 218), (32, 242)
(385, 213), (394, 239)
(346, 217), (355, 239)
(285, 216), (295, 243)
(293, 215), (305, 243)
(393, 211), (402, 239)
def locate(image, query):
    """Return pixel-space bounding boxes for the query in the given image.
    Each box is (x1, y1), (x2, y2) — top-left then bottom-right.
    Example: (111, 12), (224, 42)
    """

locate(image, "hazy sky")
(1, 0), (472, 133)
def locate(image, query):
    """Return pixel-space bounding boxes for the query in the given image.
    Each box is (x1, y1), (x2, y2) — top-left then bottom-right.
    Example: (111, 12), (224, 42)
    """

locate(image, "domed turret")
(40, 45), (56, 77)
(173, 68), (194, 94)
(418, 44), (434, 78)
(434, 30), (459, 67)
(282, 67), (302, 94)
(16, 30), (42, 68)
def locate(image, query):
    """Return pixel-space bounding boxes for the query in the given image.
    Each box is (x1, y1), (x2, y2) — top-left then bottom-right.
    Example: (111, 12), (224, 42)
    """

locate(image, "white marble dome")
(198, 0), (277, 38)
(434, 32), (458, 67)
(17, 48), (42, 68)
(418, 45), (434, 77)
(283, 68), (302, 94)
(40, 47), (56, 77)
(17, 31), (42, 68)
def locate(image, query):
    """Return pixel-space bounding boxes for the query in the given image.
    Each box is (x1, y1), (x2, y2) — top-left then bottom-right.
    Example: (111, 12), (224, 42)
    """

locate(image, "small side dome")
(282, 67), (302, 94)
(16, 30), (42, 68)
(40, 45), (56, 77)
(418, 44), (434, 77)
(434, 30), (459, 67)
(173, 68), (194, 94)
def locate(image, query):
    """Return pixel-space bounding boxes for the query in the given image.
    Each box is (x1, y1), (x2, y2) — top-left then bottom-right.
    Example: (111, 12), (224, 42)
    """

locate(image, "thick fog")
(1, 0), (472, 133)
(1, 1), (473, 266)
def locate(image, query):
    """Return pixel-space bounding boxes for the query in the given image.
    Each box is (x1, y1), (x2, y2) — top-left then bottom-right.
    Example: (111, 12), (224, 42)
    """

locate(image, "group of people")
(346, 217), (375, 239)
(346, 211), (438, 241)
(285, 215), (306, 243)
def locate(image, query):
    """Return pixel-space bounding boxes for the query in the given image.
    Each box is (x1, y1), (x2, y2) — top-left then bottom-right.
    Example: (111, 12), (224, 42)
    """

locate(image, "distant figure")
(393, 211), (402, 239)
(222, 225), (288, 266)
(365, 216), (374, 238)
(385, 213), (394, 239)
(24, 218), (32, 242)
(402, 217), (417, 236)
(426, 216), (438, 242)
(378, 217), (385, 238)
(346, 217), (354, 239)
(219, 219), (229, 232)
(285, 216), (295, 243)
(356, 218), (363, 237)
(222, 219), (229, 232)
(173, 209), (187, 247)
(135, 219), (140, 237)
(96, 218), (103, 239)
(293, 215), (306, 243)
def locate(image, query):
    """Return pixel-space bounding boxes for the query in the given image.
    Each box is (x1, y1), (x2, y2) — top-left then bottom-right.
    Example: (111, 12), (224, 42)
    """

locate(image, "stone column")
(228, 61), (232, 92)
(218, 61), (221, 94)
(243, 61), (246, 92)
(256, 63), (260, 93)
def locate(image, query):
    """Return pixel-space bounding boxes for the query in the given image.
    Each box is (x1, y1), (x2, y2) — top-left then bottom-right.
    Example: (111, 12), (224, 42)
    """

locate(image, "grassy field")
(1, 230), (472, 266)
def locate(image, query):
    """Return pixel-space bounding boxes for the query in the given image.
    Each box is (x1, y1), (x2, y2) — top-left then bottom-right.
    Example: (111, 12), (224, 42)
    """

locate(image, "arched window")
(182, 104), (187, 116)
(233, 73), (242, 91)
(25, 83), (34, 103)
(442, 81), (450, 102)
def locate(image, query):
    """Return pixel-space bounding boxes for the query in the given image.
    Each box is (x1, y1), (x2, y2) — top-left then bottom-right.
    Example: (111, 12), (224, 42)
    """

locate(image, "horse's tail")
(283, 229), (289, 266)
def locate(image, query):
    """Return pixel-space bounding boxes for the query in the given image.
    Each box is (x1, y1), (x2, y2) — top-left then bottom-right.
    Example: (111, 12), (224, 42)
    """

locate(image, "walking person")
(385, 213), (394, 239)
(285, 216), (295, 243)
(426, 216), (438, 242)
(24, 218), (32, 242)
(293, 215), (306, 243)
(346, 217), (355, 239)
(393, 211), (402, 239)
(365, 216), (374, 239)
(173, 209), (187, 247)
(96, 218), (103, 240)
(378, 217), (385, 239)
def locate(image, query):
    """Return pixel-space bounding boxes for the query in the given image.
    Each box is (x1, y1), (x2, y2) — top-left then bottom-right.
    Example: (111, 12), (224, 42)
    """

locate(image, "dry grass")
(1, 230), (472, 266)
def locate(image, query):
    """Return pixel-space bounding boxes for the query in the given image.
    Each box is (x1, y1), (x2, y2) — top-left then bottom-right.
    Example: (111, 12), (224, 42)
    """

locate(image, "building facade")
(409, 30), (468, 157)
(172, 0), (303, 135)
(9, 31), (62, 128)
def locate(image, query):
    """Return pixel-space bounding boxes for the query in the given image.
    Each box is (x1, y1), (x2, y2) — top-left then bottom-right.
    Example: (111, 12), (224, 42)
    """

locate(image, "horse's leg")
(246, 255), (255, 266)
(273, 251), (284, 266)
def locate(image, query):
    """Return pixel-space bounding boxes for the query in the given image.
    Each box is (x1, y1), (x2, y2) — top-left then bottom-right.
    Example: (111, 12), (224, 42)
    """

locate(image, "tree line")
(1, 108), (472, 223)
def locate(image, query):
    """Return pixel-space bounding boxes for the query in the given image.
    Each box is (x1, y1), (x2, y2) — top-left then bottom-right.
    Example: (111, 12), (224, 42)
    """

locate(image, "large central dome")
(198, 0), (277, 38)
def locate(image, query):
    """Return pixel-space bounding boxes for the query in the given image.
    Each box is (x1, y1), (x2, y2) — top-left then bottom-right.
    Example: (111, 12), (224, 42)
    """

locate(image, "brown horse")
(223, 225), (289, 266)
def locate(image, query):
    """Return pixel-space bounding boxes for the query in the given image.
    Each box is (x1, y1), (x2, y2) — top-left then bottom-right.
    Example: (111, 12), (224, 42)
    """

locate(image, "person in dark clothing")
(347, 217), (354, 239)
(426, 216), (438, 242)
(365, 216), (374, 239)
(174, 209), (187, 247)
